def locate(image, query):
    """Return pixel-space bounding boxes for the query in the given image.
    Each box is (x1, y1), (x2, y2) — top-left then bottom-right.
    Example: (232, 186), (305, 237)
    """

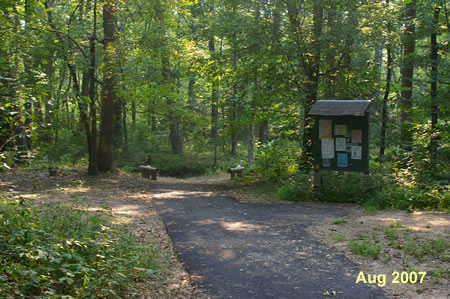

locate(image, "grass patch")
(349, 239), (381, 258)
(332, 218), (348, 225)
(0, 197), (160, 298)
(404, 238), (449, 262)
(333, 233), (346, 242)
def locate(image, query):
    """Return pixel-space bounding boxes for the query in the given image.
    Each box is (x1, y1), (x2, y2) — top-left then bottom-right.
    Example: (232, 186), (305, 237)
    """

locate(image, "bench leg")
(151, 171), (157, 181)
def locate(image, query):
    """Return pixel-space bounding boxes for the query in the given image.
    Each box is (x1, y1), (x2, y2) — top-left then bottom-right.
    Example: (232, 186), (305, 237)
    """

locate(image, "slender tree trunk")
(97, 1), (117, 171)
(300, 0), (323, 167)
(88, 0), (98, 175)
(155, 0), (182, 154)
(430, 4), (441, 165)
(131, 101), (136, 127)
(380, 47), (392, 159)
(209, 37), (219, 166)
(113, 98), (122, 148)
(400, 0), (416, 151)
(247, 123), (254, 166)
(230, 44), (238, 155)
(258, 120), (269, 143)
(123, 104), (128, 153)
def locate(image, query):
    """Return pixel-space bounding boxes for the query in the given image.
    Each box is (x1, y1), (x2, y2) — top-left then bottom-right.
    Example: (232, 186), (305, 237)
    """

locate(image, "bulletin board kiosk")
(308, 100), (372, 187)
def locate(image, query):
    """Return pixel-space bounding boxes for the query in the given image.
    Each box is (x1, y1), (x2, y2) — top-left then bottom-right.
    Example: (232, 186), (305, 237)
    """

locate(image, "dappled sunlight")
(359, 211), (450, 233)
(192, 219), (265, 232)
(220, 249), (236, 260)
(153, 190), (215, 199)
(221, 221), (264, 232)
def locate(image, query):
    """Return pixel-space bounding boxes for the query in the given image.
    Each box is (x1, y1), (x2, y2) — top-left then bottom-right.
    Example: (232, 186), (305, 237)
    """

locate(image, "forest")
(1, 0), (449, 206)
(0, 0), (449, 297)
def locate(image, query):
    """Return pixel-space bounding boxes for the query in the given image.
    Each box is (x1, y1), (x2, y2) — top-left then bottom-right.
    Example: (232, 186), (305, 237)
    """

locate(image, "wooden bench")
(139, 165), (158, 180)
(227, 165), (245, 179)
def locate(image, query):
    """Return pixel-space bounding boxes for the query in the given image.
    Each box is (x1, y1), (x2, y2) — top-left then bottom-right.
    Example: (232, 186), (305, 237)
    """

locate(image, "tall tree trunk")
(380, 47), (392, 159)
(155, 0), (182, 154)
(430, 4), (441, 165)
(131, 101), (136, 127)
(400, 0), (416, 151)
(300, 0), (323, 168)
(113, 98), (122, 148)
(123, 104), (128, 153)
(258, 120), (269, 143)
(88, 0), (98, 175)
(97, 1), (117, 171)
(230, 44), (238, 155)
(247, 123), (254, 166)
(209, 37), (218, 166)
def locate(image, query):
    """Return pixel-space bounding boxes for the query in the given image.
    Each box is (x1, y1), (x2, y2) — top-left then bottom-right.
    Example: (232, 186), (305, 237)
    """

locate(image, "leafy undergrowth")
(0, 197), (159, 298)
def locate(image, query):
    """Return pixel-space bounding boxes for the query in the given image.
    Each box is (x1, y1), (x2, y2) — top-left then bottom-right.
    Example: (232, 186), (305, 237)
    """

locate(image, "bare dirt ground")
(306, 209), (450, 299)
(1, 169), (448, 298)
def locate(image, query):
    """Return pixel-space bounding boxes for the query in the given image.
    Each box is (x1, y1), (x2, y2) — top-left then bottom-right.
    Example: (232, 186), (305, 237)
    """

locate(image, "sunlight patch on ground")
(359, 211), (450, 233)
(153, 191), (215, 199)
(192, 219), (265, 232)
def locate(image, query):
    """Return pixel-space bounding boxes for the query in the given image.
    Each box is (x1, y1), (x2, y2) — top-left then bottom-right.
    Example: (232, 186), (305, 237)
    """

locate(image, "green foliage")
(404, 238), (449, 262)
(349, 239), (381, 258)
(333, 233), (346, 242)
(276, 173), (312, 201)
(0, 198), (159, 298)
(316, 172), (363, 203)
(332, 218), (348, 225)
(253, 140), (300, 182)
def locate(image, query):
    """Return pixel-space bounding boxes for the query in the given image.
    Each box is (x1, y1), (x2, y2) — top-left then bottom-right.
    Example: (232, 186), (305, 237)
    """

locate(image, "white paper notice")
(319, 119), (332, 139)
(321, 138), (334, 159)
(335, 124), (347, 136)
(351, 146), (362, 160)
(336, 138), (346, 151)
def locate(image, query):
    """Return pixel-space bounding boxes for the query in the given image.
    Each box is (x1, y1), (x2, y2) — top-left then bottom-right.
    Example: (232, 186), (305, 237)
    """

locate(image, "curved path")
(153, 181), (386, 299)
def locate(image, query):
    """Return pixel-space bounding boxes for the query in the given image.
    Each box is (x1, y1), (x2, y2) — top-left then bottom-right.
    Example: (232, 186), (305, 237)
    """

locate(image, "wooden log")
(227, 165), (245, 179)
(139, 165), (158, 180)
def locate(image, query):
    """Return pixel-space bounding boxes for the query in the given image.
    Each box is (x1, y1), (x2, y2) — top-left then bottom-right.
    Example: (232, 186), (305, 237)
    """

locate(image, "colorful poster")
(335, 138), (346, 151)
(351, 146), (362, 160)
(352, 129), (362, 143)
(321, 138), (334, 159)
(346, 143), (352, 152)
(334, 124), (347, 136)
(319, 119), (332, 139)
(322, 159), (331, 168)
(337, 153), (348, 167)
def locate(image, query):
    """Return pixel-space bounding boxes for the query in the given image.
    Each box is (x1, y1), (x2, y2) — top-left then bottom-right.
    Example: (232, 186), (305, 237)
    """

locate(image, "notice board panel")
(313, 114), (369, 173)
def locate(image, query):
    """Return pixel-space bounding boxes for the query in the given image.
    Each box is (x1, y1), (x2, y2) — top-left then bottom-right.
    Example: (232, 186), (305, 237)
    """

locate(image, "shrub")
(0, 198), (159, 298)
(316, 172), (362, 203)
(276, 173), (312, 201)
(254, 140), (300, 182)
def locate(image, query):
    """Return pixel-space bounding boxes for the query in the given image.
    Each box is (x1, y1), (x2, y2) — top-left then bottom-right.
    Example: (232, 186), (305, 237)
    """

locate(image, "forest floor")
(1, 169), (448, 298)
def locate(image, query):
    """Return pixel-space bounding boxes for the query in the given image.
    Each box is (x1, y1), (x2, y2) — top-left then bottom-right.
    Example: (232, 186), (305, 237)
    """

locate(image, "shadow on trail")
(153, 181), (386, 299)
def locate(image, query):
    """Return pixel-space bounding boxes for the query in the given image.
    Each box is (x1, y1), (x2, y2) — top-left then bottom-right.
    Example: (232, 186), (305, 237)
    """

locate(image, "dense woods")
(0, 0), (448, 208)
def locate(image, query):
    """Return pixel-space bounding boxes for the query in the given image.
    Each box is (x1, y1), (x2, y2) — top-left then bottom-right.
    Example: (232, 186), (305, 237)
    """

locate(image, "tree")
(98, 0), (117, 171)
(399, 0), (417, 151)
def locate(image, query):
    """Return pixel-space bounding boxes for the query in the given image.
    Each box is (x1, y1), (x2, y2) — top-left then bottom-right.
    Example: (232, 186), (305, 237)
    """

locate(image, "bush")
(316, 172), (363, 203)
(0, 198), (159, 298)
(276, 173), (312, 201)
(254, 140), (300, 182)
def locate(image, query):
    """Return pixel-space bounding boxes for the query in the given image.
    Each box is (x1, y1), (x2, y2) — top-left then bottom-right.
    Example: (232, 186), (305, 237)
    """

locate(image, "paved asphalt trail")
(153, 182), (386, 299)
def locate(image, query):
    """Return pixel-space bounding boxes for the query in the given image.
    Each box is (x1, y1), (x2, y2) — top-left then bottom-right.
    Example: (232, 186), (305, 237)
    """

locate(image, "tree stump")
(139, 165), (158, 180)
(227, 165), (245, 179)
